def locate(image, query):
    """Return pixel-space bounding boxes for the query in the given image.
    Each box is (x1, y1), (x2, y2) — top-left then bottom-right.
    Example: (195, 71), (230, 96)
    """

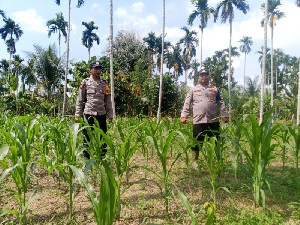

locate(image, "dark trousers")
(193, 122), (220, 152)
(83, 114), (107, 159)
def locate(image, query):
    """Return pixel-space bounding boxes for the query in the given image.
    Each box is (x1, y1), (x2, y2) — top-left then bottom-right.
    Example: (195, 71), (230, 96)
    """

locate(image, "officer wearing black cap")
(180, 68), (229, 160)
(75, 61), (113, 159)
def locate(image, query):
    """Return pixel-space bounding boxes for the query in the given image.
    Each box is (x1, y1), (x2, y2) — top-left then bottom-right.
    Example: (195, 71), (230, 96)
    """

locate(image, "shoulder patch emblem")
(80, 84), (84, 89)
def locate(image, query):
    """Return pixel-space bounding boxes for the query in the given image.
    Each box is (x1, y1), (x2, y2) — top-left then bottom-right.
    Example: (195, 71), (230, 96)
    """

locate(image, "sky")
(0, 0), (299, 86)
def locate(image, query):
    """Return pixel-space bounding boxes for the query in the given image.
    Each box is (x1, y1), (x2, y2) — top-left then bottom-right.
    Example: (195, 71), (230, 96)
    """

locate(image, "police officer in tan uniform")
(181, 68), (229, 160)
(75, 61), (113, 159)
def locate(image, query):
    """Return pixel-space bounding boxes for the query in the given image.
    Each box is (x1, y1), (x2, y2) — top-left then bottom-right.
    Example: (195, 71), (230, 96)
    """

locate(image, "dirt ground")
(1, 151), (299, 225)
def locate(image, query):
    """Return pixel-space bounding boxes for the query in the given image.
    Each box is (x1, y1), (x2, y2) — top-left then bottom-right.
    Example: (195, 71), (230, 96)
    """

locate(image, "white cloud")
(201, 24), (230, 55)
(133, 14), (158, 28)
(273, 2), (300, 57)
(116, 6), (158, 34)
(132, 2), (145, 13)
(92, 3), (104, 13)
(165, 27), (184, 42)
(92, 3), (99, 9)
(12, 9), (47, 33)
(116, 7), (127, 17)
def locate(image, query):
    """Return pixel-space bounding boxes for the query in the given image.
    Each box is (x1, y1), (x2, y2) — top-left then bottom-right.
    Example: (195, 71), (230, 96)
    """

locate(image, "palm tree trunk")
(58, 31), (61, 58)
(200, 28), (203, 68)
(88, 46), (90, 61)
(297, 60), (300, 125)
(270, 26), (274, 108)
(259, 0), (268, 124)
(110, 0), (116, 119)
(276, 68), (278, 96)
(157, 0), (165, 120)
(62, 0), (71, 116)
(228, 18), (233, 120)
(244, 52), (246, 91)
(9, 34), (13, 93)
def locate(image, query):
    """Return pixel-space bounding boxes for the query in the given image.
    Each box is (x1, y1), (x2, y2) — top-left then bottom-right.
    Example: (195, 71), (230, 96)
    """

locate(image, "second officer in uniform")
(75, 61), (113, 159)
(180, 68), (229, 160)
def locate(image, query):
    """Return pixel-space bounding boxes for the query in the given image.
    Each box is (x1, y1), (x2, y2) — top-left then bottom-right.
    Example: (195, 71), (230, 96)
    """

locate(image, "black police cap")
(199, 68), (209, 76)
(90, 61), (101, 69)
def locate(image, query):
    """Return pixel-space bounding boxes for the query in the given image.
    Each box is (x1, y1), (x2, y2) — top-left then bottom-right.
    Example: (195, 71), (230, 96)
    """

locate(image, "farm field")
(1, 114), (300, 224)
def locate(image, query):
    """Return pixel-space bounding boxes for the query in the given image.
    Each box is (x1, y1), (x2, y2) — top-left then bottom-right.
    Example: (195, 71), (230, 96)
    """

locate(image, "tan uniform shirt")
(75, 77), (113, 118)
(181, 84), (229, 124)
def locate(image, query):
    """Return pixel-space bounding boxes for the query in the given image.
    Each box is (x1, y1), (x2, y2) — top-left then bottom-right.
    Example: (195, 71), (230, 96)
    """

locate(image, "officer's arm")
(75, 82), (86, 117)
(180, 88), (193, 122)
(216, 90), (229, 119)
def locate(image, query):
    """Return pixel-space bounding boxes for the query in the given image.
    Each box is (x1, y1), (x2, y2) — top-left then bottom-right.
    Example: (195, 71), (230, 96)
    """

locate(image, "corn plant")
(82, 117), (108, 184)
(285, 124), (300, 173)
(178, 123), (199, 168)
(233, 111), (280, 208)
(203, 201), (216, 225)
(201, 136), (232, 205)
(144, 123), (182, 217)
(0, 118), (40, 224)
(40, 119), (69, 181)
(44, 122), (83, 220)
(223, 119), (244, 177)
(97, 119), (141, 220)
(278, 126), (289, 170)
(70, 160), (116, 225)
(0, 145), (19, 220)
(178, 190), (199, 225)
(178, 190), (217, 225)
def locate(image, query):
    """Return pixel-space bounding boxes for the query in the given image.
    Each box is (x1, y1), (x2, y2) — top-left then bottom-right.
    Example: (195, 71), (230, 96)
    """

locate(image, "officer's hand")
(222, 117), (229, 123)
(109, 118), (113, 123)
(75, 117), (80, 123)
(181, 118), (188, 124)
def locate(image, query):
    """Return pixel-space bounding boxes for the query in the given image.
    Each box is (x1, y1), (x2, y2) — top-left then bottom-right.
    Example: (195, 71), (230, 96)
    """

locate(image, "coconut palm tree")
(0, 17), (23, 87)
(110, 0), (116, 119)
(166, 43), (183, 79)
(261, 0), (285, 108)
(157, 0), (165, 119)
(239, 36), (253, 90)
(178, 26), (198, 83)
(46, 12), (68, 57)
(26, 45), (64, 100)
(260, 0), (269, 124)
(188, 0), (212, 67)
(213, 0), (249, 117)
(81, 21), (99, 60)
(245, 76), (260, 97)
(273, 48), (284, 95)
(143, 32), (159, 78)
(54, 0), (84, 116)
(189, 59), (200, 85)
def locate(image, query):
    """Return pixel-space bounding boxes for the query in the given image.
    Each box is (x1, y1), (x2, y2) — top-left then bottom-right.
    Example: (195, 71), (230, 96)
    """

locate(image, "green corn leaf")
(22, 187), (41, 214)
(98, 161), (117, 225)
(69, 165), (98, 207)
(0, 163), (21, 184)
(178, 190), (198, 225)
(260, 189), (266, 210)
(0, 145), (9, 160)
